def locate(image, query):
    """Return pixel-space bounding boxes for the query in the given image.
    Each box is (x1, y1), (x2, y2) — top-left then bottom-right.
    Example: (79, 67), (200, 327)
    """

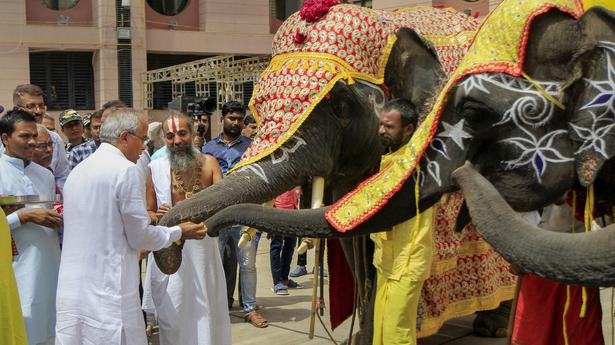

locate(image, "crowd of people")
(0, 84), (312, 345)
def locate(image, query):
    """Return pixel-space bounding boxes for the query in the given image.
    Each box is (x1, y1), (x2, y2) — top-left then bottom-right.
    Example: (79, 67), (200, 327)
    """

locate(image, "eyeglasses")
(128, 132), (148, 143)
(34, 142), (54, 150)
(19, 103), (46, 112)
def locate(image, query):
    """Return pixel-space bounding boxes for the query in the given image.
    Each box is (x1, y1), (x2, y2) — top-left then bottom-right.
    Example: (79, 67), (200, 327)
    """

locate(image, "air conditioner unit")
(117, 27), (131, 40)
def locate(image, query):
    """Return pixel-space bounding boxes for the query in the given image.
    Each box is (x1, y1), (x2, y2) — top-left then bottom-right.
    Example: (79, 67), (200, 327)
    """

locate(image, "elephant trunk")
(452, 161), (615, 287)
(159, 157), (306, 228)
(204, 204), (339, 237)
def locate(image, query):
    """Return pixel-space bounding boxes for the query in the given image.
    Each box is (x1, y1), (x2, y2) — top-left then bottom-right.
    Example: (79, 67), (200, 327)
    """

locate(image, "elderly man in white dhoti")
(142, 112), (231, 345)
(55, 108), (207, 345)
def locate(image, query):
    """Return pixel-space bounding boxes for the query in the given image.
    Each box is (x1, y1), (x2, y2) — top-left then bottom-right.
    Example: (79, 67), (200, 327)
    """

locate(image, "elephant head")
(158, 5), (458, 230)
(453, 7), (615, 287)
(203, 4), (615, 242)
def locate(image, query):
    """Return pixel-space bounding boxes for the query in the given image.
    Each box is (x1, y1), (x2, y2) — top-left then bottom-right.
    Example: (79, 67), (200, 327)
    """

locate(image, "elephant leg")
(473, 300), (512, 338)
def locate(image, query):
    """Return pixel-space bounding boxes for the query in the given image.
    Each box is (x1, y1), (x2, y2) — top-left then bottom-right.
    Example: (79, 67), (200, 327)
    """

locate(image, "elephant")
(155, 4), (477, 343)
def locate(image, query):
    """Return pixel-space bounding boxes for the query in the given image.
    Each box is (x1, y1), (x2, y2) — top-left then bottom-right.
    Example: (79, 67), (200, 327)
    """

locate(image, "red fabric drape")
(327, 238), (356, 329)
(512, 274), (603, 345)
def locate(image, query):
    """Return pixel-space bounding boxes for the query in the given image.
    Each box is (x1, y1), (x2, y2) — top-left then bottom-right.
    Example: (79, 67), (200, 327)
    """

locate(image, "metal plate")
(0, 194), (62, 206)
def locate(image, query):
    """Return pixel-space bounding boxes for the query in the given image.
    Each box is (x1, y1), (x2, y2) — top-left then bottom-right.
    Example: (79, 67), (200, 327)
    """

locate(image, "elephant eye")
(332, 100), (352, 118)
(459, 100), (487, 123)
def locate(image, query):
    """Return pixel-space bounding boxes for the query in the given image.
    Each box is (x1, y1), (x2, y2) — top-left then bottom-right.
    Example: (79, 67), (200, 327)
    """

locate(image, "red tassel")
(294, 31), (307, 44)
(299, 0), (340, 23)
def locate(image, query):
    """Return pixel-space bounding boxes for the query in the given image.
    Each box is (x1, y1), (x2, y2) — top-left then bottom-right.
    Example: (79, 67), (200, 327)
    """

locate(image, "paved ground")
(146, 238), (613, 345)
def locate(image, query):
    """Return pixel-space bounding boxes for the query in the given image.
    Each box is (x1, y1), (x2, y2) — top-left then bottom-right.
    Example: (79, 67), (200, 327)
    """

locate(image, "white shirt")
(0, 129), (70, 190)
(55, 143), (181, 345)
(0, 155), (59, 344)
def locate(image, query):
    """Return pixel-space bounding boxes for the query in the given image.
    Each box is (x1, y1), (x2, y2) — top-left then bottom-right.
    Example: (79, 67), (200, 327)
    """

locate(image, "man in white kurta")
(142, 113), (231, 345)
(55, 109), (206, 345)
(0, 109), (62, 345)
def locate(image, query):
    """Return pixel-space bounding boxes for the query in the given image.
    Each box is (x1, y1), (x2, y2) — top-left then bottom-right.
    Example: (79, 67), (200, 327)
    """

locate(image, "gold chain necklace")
(172, 165), (202, 199)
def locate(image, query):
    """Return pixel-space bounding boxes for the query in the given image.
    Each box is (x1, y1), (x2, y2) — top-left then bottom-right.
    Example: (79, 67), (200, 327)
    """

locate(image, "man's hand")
(178, 222), (207, 240)
(18, 208), (63, 228)
(155, 204), (171, 222)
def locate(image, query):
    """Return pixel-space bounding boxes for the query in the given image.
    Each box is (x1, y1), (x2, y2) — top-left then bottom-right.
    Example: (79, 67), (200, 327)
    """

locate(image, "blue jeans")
(218, 226), (258, 314)
(270, 235), (296, 284)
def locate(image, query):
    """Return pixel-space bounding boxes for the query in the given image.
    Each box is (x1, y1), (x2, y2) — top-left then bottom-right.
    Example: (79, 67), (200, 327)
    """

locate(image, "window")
(146, 0), (189, 16)
(40, 0), (81, 11)
(273, 0), (302, 21)
(30, 52), (95, 111)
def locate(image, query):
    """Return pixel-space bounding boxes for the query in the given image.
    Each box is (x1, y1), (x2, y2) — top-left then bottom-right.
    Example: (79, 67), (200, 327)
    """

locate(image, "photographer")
(192, 112), (209, 150)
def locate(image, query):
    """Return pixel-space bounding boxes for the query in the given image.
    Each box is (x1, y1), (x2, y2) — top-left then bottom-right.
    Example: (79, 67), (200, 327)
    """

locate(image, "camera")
(168, 96), (216, 140)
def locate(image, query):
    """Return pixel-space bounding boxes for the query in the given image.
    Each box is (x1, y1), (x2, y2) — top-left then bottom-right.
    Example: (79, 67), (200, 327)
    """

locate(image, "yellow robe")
(371, 151), (434, 345)
(0, 208), (28, 345)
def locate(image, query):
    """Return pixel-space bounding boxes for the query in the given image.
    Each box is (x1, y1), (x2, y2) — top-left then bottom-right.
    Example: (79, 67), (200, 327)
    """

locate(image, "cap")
(59, 109), (83, 128)
(82, 113), (91, 127)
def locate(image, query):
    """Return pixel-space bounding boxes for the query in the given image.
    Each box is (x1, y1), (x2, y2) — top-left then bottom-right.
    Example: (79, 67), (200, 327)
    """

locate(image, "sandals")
(272, 282), (289, 295)
(245, 311), (269, 328)
(287, 279), (303, 289)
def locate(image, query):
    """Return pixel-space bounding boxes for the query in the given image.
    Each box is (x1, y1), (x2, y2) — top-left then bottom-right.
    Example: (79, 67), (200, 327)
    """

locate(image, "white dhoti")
(142, 158), (231, 345)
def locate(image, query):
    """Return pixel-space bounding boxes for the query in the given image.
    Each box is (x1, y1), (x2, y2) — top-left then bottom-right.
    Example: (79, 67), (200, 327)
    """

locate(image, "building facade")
(0, 0), (502, 121)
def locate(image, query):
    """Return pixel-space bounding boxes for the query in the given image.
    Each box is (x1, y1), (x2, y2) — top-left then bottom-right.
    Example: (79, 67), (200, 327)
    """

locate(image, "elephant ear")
(568, 6), (615, 186)
(521, 9), (582, 81)
(384, 27), (445, 111)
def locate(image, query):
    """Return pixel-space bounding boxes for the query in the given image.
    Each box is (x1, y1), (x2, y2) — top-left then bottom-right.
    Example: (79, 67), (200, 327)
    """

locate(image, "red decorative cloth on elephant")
(417, 192), (518, 337)
(512, 198), (604, 345)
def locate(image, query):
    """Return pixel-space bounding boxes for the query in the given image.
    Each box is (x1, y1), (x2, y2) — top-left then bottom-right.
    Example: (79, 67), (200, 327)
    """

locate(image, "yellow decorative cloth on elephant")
(231, 4), (477, 172)
(325, 0), (587, 231)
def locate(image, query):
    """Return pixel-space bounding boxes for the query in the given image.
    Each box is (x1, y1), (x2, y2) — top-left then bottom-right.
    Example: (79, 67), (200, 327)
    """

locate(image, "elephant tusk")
(238, 200), (274, 248)
(297, 238), (313, 255)
(299, 177), (326, 254)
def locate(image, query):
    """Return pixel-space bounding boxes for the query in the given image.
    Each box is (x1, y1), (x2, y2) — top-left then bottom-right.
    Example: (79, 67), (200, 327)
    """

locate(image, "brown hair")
(13, 84), (44, 106)
(101, 100), (127, 113)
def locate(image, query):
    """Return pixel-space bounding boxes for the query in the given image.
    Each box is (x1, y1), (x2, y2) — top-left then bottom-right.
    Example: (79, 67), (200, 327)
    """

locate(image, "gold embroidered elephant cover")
(231, 4), (478, 173)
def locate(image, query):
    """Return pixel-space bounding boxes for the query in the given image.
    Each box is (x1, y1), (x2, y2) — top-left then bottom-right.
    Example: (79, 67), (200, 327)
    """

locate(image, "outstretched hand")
(179, 222), (207, 240)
